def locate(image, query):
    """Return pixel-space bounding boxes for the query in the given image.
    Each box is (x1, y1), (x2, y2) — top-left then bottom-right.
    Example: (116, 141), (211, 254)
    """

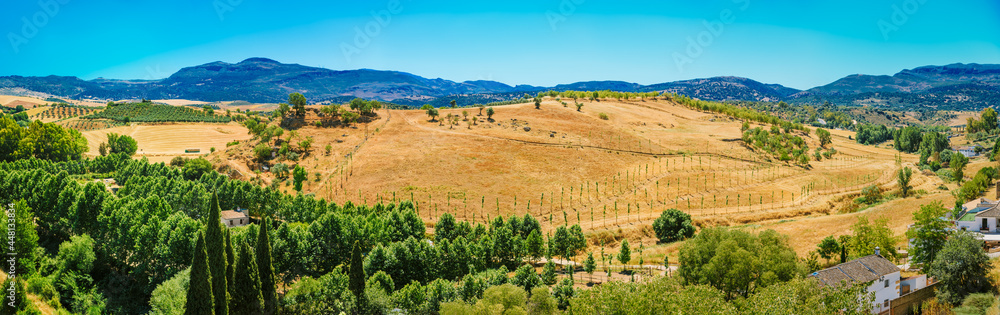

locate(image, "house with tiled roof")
(810, 250), (900, 314)
(220, 209), (250, 228)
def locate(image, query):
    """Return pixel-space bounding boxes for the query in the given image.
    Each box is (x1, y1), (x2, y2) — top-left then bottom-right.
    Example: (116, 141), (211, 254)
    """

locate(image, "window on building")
(883, 299), (888, 307)
(884, 280), (889, 288)
(240, 219), (243, 224)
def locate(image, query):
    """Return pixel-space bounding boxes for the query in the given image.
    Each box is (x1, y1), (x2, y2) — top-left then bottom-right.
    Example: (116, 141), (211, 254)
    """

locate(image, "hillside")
(208, 96), (946, 257)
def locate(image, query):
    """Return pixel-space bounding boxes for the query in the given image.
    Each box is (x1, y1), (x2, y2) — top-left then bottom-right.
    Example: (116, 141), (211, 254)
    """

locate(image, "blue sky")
(1, 0), (999, 90)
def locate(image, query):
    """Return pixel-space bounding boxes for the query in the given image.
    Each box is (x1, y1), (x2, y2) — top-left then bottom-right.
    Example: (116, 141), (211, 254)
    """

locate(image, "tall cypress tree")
(231, 241), (264, 315)
(256, 218), (278, 315)
(185, 233), (214, 315)
(225, 229), (236, 310)
(348, 241), (366, 302)
(206, 192), (229, 315)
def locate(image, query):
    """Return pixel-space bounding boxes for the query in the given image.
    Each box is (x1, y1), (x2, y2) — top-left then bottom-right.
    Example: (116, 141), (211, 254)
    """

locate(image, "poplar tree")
(232, 242), (264, 314)
(349, 241), (366, 304)
(257, 218), (278, 314)
(206, 192), (230, 315)
(225, 230), (235, 307)
(185, 234), (214, 315)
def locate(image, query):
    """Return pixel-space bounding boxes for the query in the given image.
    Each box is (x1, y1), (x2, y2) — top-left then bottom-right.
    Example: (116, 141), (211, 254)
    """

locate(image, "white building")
(220, 209), (250, 228)
(810, 252), (900, 314)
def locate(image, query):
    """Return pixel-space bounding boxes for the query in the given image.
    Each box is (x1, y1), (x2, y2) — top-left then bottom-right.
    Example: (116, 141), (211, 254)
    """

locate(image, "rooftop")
(810, 255), (899, 288)
(220, 210), (249, 220)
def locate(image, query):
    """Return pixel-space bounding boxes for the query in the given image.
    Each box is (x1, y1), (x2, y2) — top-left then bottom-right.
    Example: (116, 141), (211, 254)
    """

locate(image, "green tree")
(815, 236), (841, 264)
(421, 104), (438, 121)
(292, 165), (307, 191)
(524, 230), (545, 263)
(232, 241), (264, 315)
(897, 167), (913, 197)
(183, 158), (214, 180)
(583, 252), (596, 282)
(929, 230), (992, 305)
(541, 261), (558, 285)
(815, 128), (832, 148)
(486, 107), (495, 121)
(982, 107), (998, 132)
(651, 209), (696, 243)
(256, 219), (278, 315)
(184, 233), (214, 315)
(511, 264), (541, 293)
(253, 144), (272, 162)
(205, 193), (230, 315)
(150, 268), (190, 315)
(907, 201), (950, 269)
(677, 228), (801, 300)
(618, 239), (631, 267)
(434, 213), (456, 242)
(225, 231), (236, 309)
(106, 133), (138, 156)
(276, 103), (290, 117)
(9, 200), (39, 276)
(846, 216), (897, 261)
(952, 152), (969, 183)
(349, 241), (366, 303)
(289, 93), (307, 117)
(450, 100), (457, 108)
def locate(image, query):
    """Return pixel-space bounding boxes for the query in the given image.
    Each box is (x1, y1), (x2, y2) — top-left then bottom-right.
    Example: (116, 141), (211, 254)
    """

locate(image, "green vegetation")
(670, 93), (808, 132)
(85, 102), (232, 123)
(741, 126), (809, 164)
(651, 209), (695, 243)
(105, 133), (138, 156)
(929, 230), (993, 305)
(0, 117), (88, 162)
(906, 201), (950, 269)
(678, 228), (800, 300)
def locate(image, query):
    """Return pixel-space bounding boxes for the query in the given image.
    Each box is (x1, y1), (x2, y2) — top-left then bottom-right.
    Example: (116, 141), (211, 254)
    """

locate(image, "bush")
(651, 209), (695, 243)
(860, 185), (882, 205)
(936, 168), (954, 182)
(598, 113), (609, 120)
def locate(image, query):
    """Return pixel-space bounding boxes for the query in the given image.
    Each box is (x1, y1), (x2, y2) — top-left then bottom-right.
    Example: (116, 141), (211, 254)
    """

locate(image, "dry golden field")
(207, 97), (968, 263)
(82, 124), (253, 163)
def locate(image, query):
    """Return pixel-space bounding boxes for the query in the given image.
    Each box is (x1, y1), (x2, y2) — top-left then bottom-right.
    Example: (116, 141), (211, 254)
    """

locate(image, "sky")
(1, 0), (999, 90)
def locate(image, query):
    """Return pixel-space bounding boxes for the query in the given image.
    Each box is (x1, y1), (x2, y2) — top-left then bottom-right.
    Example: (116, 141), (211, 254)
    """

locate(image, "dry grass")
(204, 98), (947, 262)
(82, 123), (252, 163)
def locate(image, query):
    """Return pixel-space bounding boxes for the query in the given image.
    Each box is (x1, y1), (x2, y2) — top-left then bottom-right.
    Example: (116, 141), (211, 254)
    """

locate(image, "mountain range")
(1, 58), (998, 109)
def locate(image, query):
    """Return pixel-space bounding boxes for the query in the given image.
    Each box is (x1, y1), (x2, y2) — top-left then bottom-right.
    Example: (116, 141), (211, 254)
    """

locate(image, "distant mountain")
(792, 63), (1000, 109)
(1, 59), (998, 109)
(1, 58), (534, 104)
(644, 76), (800, 103)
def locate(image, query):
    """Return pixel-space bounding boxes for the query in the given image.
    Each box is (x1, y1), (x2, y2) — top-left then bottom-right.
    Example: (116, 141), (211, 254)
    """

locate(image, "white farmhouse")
(220, 209), (250, 228)
(810, 251), (900, 314)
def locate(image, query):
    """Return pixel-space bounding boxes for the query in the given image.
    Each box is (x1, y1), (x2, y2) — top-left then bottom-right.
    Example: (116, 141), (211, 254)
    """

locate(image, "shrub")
(598, 113), (609, 120)
(651, 209), (696, 243)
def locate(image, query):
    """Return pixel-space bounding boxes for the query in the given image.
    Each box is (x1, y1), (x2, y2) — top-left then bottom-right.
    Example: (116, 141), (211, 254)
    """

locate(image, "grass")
(202, 97), (951, 261)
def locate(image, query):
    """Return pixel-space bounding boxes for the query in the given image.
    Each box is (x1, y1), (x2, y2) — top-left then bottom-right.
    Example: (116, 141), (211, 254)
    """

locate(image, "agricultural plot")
(83, 102), (231, 123)
(82, 124), (252, 163)
(32, 105), (98, 122)
(59, 119), (123, 131)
